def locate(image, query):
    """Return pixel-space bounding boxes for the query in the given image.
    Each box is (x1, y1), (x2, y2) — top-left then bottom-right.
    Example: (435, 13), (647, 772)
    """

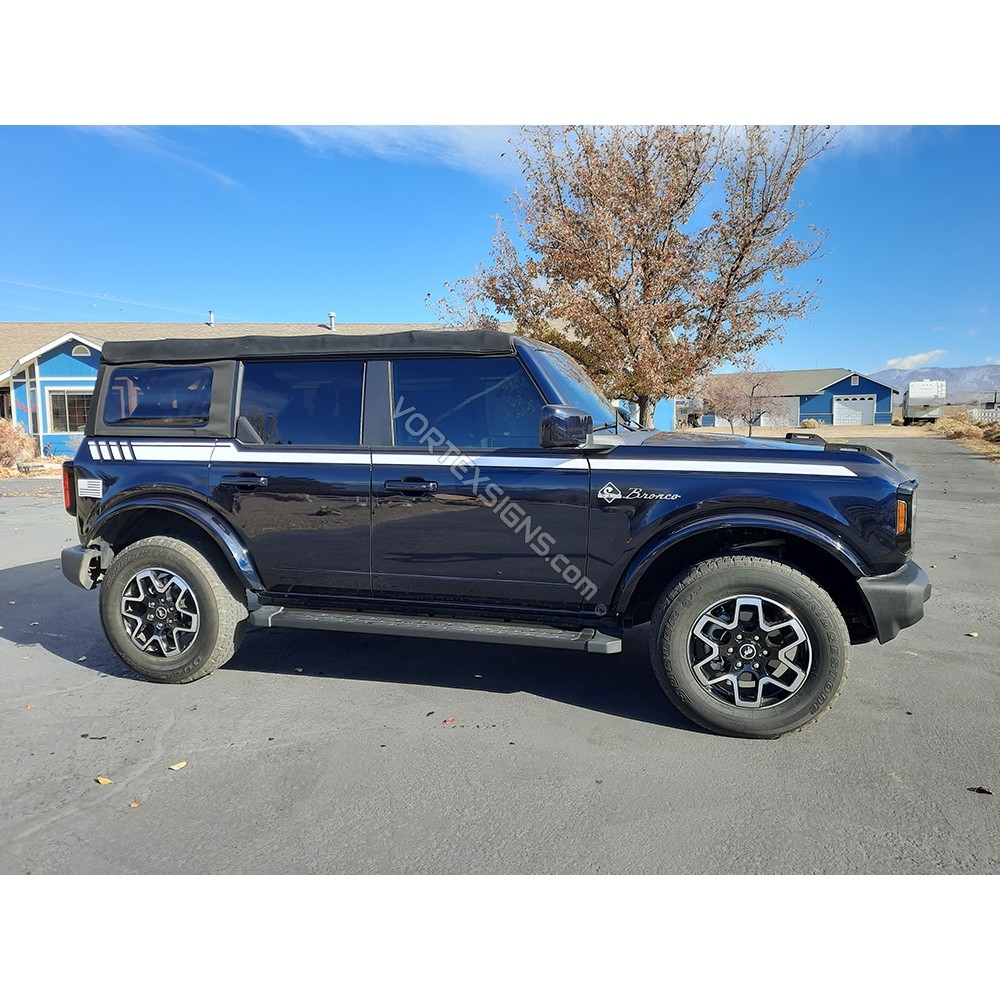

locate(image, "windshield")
(533, 346), (621, 428)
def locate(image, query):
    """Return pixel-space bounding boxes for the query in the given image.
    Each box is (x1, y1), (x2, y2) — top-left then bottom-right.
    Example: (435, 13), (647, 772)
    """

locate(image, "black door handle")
(220, 474), (269, 489)
(385, 479), (438, 494)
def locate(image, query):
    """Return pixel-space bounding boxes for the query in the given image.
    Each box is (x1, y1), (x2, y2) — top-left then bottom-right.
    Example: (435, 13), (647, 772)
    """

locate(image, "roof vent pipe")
(208, 310), (214, 327)
(328, 312), (336, 331)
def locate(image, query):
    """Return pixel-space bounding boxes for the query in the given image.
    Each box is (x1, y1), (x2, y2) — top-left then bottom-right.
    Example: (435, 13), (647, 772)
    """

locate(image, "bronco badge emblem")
(598, 482), (623, 503)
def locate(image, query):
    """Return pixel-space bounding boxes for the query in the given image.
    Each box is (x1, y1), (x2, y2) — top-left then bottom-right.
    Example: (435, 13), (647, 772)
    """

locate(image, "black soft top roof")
(100, 329), (517, 365)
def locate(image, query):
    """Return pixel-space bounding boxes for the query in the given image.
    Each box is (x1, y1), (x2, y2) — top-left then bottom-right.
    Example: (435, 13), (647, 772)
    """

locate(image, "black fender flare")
(611, 512), (868, 615)
(89, 495), (265, 592)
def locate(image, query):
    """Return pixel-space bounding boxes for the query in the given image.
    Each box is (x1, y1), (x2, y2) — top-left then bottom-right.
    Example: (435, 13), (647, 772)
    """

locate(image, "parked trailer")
(903, 379), (947, 425)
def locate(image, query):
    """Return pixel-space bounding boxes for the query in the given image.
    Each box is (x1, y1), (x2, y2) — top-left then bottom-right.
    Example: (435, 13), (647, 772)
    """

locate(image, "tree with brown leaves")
(430, 125), (834, 427)
(701, 368), (791, 437)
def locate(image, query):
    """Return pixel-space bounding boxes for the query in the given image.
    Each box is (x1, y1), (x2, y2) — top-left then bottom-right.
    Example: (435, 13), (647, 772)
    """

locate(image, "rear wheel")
(99, 535), (247, 683)
(649, 555), (850, 738)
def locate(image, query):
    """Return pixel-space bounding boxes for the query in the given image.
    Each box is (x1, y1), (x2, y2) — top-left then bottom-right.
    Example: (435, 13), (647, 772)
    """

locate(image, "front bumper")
(857, 560), (931, 644)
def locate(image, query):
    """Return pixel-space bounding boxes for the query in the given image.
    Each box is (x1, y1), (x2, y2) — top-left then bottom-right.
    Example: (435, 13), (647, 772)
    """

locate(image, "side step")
(249, 606), (622, 654)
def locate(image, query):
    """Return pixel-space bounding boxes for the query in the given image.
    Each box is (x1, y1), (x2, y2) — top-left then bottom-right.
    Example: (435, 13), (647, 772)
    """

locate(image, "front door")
(371, 355), (592, 608)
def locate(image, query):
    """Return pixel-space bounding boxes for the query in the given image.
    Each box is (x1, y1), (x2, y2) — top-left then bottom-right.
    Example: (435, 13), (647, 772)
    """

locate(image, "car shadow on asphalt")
(0, 557), (701, 733)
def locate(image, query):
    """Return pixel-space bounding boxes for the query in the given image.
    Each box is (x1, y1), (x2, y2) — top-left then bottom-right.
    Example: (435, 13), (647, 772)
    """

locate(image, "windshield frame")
(516, 340), (621, 428)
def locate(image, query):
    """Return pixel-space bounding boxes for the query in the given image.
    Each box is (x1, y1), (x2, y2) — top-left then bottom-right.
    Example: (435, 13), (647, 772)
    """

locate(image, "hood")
(607, 429), (916, 484)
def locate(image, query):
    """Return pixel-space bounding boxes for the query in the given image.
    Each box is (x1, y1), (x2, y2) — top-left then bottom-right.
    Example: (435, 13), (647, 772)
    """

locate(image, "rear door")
(371, 355), (592, 608)
(209, 358), (371, 596)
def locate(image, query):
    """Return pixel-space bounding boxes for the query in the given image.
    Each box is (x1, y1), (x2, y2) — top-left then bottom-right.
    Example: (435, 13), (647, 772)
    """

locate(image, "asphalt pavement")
(1, 434), (997, 874)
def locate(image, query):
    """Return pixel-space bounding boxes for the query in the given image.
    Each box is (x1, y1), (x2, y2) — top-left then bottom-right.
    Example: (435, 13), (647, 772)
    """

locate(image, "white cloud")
(278, 126), (521, 185)
(275, 125), (929, 187)
(80, 127), (238, 186)
(885, 349), (949, 370)
(832, 126), (916, 154)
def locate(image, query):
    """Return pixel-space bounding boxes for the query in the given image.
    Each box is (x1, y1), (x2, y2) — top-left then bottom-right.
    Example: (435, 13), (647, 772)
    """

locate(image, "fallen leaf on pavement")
(969, 786), (993, 795)
(129, 801), (141, 808)
(25, 704), (34, 710)
(443, 718), (455, 726)
(95, 776), (114, 785)
(966, 632), (979, 638)
(167, 761), (187, 771)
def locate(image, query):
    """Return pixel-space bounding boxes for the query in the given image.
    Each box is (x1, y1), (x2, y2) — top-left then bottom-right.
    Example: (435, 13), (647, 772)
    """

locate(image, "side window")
(104, 366), (213, 426)
(238, 360), (364, 447)
(392, 357), (543, 450)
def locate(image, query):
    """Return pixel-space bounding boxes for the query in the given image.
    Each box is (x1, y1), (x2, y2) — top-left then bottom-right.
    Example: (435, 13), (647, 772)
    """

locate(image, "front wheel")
(649, 556), (850, 738)
(99, 535), (248, 683)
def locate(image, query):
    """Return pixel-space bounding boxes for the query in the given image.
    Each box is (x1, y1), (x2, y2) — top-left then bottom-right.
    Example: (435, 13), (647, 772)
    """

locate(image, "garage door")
(832, 395), (876, 425)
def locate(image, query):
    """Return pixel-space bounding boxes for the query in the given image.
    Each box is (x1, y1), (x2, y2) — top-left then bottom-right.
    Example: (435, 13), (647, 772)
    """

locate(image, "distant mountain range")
(867, 365), (1000, 401)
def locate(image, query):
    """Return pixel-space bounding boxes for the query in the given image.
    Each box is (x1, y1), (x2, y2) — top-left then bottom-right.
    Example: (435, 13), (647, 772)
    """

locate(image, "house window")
(851, 374), (860, 386)
(71, 345), (92, 358)
(50, 390), (93, 433)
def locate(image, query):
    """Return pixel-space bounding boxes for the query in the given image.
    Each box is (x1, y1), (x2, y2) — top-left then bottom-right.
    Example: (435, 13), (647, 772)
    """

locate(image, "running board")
(249, 606), (622, 654)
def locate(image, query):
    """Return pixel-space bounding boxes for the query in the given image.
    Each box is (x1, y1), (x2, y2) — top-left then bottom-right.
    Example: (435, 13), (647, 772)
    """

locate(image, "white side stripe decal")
(210, 443), (371, 465)
(589, 458), (858, 477)
(79, 439), (857, 477)
(374, 453), (590, 470)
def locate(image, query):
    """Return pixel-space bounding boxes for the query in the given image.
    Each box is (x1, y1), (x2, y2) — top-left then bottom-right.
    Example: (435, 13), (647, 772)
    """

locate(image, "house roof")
(705, 368), (899, 396)
(1, 321), (518, 379)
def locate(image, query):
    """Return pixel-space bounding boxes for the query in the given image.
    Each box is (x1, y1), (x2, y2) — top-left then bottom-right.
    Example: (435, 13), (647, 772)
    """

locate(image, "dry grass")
(933, 411), (1000, 464)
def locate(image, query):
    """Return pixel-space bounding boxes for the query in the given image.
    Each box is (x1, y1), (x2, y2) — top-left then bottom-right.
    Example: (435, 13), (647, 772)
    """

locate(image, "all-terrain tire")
(99, 535), (248, 683)
(649, 555), (850, 738)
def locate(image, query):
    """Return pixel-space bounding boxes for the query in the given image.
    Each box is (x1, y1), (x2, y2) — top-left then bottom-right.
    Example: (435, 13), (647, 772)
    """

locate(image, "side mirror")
(540, 405), (593, 448)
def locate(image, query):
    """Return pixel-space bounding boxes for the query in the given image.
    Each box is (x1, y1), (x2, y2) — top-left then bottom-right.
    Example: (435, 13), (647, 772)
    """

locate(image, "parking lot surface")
(1, 433), (997, 874)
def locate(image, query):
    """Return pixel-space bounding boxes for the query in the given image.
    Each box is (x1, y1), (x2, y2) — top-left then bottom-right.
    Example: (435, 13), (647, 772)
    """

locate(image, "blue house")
(1, 332), (102, 457)
(702, 368), (898, 429)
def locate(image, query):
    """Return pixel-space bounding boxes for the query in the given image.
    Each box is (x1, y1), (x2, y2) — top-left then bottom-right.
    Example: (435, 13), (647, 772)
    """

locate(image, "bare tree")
(430, 125), (834, 427)
(702, 368), (788, 437)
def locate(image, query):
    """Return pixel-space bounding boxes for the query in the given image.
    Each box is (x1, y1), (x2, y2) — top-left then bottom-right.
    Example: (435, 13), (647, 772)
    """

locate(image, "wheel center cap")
(739, 642), (757, 659)
(155, 607), (168, 620)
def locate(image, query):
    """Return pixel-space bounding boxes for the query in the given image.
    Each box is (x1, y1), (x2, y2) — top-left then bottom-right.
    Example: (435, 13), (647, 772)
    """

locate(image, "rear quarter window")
(103, 366), (214, 426)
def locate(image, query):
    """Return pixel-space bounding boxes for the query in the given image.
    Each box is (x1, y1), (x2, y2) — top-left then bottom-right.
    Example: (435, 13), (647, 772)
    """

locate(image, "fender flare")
(90, 495), (265, 592)
(611, 511), (868, 615)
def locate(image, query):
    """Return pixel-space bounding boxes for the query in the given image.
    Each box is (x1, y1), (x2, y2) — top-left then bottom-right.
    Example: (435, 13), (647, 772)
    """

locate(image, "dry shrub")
(981, 423), (1000, 444)
(937, 417), (984, 440)
(800, 418), (824, 429)
(943, 409), (974, 424)
(0, 419), (41, 466)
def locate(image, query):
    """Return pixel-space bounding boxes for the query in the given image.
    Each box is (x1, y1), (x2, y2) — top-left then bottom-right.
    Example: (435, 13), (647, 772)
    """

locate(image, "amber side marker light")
(896, 498), (908, 536)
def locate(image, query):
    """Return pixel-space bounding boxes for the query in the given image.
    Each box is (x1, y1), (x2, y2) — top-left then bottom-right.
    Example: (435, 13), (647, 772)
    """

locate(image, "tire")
(99, 535), (248, 683)
(649, 555), (850, 738)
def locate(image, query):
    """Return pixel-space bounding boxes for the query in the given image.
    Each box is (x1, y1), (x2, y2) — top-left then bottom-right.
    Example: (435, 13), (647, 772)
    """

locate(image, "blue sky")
(1, 125), (997, 377)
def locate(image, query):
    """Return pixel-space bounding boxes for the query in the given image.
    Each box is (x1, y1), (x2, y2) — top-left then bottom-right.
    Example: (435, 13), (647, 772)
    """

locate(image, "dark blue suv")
(61, 330), (930, 738)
